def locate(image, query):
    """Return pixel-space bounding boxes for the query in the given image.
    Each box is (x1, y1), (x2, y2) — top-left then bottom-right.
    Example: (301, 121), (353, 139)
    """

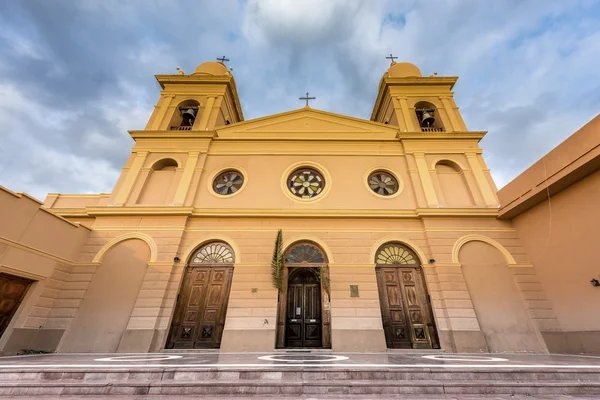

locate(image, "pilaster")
(113, 151), (148, 206)
(172, 152), (200, 206)
(414, 153), (439, 207)
(151, 95), (175, 130)
(397, 96), (415, 131)
(197, 96), (216, 130)
(466, 153), (498, 206)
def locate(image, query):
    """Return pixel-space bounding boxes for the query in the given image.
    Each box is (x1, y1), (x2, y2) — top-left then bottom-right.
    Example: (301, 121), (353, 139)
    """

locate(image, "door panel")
(167, 266), (233, 349)
(285, 268), (322, 348)
(376, 266), (437, 349)
(0, 273), (33, 338)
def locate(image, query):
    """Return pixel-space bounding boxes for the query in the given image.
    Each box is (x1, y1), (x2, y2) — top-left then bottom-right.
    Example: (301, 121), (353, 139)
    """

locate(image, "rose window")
(288, 168), (325, 199)
(368, 171), (398, 196)
(213, 170), (244, 195)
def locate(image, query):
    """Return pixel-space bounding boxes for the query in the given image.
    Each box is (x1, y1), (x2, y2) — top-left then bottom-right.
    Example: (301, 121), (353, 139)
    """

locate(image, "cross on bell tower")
(217, 56), (229, 63)
(386, 53), (398, 65)
(299, 92), (316, 107)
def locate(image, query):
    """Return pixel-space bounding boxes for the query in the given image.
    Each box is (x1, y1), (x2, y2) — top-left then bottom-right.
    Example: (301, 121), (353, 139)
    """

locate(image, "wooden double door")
(0, 273), (33, 338)
(285, 268), (322, 348)
(166, 266), (233, 349)
(376, 266), (439, 349)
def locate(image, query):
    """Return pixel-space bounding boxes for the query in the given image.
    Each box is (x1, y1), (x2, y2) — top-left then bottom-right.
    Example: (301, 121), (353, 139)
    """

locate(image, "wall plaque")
(350, 285), (359, 297)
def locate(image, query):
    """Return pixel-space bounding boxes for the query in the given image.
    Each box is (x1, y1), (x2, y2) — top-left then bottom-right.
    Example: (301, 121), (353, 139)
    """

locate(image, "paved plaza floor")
(0, 351), (599, 370)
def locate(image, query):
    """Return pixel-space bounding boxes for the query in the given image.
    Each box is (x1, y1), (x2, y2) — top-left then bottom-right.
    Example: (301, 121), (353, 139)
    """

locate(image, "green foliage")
(271, 230), (284, 290)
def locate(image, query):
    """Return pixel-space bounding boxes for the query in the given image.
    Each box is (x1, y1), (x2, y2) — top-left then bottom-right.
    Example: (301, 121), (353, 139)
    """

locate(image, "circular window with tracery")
(212, 170), (244, 196)
(368, 170), (399, 196)
(287, 168), (325, 199)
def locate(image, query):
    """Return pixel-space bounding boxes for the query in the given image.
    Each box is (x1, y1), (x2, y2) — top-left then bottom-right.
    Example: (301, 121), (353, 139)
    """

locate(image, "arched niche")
(168, 99), (200, 130)
(434, 160), (475, 207)
(276, 241), (331, 349)
(61, 238), (150, 352)
(374, 242), (439, 349)
(166, 241), (235, 349)
(136, 158), (181, 205)
(414, 101), (445, 132)
(459, 241), (546, 352)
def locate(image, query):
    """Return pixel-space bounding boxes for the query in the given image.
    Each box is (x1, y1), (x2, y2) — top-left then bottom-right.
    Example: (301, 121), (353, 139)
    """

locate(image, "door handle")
(309, 319), (316, 322)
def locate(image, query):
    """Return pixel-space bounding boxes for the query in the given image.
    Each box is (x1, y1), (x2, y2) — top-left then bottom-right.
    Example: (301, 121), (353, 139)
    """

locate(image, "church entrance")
(276, 242), (331, 349)
(285, 268), (322, 348)
(375, 243), (440, 349)
(0, 273), (33, 339)
(166, 242), (235, 349)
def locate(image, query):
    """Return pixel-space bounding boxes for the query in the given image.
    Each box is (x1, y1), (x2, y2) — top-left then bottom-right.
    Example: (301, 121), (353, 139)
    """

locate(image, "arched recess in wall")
(434, 160), (475, 207)
(414, 101), (445, 132)
(458, 240), (546, 353)
(137, 158), (181, 205)
(60, 238), (151, 353)
(168, 99), (200, 130)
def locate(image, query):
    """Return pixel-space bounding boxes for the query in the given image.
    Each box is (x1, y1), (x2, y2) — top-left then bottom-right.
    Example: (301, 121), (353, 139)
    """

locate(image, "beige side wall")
(511, 169), (600, 353)
(0, 186), (90, 354)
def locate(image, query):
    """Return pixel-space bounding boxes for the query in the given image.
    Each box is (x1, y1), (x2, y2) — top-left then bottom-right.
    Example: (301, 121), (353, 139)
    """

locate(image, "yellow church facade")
(0, 60), (564, 354)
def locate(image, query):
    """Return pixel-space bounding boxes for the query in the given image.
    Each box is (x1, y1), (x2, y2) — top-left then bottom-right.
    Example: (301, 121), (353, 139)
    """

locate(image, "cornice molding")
(48, 206), (498, 219)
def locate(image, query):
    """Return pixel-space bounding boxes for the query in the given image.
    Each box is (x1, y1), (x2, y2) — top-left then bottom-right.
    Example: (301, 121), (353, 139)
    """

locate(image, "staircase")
(0, 366), (599, 397)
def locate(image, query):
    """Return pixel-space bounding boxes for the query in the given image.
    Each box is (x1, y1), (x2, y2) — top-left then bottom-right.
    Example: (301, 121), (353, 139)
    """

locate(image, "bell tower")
(371, 61), (498, 208)
(146, 61), (244, 131)
(109, 61), (244, 207)
(371, 61), (466, 132)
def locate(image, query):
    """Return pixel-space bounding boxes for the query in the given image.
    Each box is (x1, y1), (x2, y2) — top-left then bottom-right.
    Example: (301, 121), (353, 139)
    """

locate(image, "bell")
(181, 108), (196, 126)
(420, 110), (435, 126)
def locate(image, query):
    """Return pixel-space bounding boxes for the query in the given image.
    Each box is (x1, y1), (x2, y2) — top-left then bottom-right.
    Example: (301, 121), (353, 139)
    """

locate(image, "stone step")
(1, 396), (593, 400)
(0, 368), (598, 382)
(0, 379), (599, 396)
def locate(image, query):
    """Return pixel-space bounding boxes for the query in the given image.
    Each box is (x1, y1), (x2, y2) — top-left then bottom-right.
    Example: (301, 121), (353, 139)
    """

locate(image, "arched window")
(151, 158), (178, 171)
(284, 242), (327, 265)
(435, 160), (474, 207)
(190, 241), (235, 265)
(414, 101), (445, 132)
(375, 242), (419, 265)
(169, 100), (200, 130)
(136, 158), (180, 205)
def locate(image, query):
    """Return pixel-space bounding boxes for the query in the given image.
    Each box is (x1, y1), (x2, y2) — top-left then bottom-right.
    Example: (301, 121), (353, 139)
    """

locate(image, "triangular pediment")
(216, 107), (399, 140)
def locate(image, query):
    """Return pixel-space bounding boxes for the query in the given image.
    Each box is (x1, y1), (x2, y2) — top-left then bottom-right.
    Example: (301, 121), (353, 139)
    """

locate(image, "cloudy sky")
(1, 0), (599, 200)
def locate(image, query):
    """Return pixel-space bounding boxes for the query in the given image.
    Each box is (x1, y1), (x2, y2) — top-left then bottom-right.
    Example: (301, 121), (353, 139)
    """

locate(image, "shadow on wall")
(59, 239), (150, 352)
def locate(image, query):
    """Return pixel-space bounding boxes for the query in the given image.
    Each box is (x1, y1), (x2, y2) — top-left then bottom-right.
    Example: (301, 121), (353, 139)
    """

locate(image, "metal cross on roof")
(217, 56), (230, 63)
(299, 92), (316, 107)
(386, 54), (398, 64)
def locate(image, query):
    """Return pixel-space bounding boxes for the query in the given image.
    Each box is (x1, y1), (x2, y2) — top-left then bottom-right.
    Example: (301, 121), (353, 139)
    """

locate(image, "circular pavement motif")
(258, 354), (349, 363)
(421, 355), (509, 362)
(94, 355), (183, 362)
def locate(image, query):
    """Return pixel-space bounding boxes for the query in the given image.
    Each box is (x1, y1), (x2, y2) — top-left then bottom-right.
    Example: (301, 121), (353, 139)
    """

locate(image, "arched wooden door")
(286, 268), (322, 348)
(375, 243), (440, 349)
(166, 242), (235, 349)
(276, 242), (331, 349)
